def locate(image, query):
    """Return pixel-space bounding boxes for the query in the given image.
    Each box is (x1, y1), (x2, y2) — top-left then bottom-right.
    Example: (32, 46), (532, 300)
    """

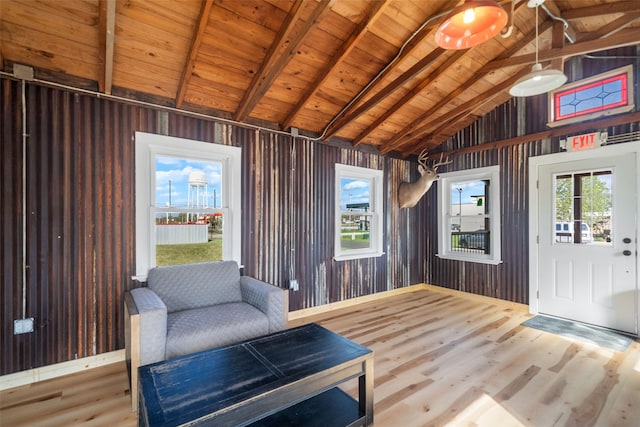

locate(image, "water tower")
(187, 170), (208, 222)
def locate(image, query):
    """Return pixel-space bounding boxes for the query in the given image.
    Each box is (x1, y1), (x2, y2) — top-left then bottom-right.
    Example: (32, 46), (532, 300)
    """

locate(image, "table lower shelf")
(249, 387), (364, 427)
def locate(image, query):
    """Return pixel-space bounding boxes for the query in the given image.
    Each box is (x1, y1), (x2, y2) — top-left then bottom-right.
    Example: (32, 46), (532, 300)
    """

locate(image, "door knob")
(623, 250), (632, 256)
(623, 237), (631, 244)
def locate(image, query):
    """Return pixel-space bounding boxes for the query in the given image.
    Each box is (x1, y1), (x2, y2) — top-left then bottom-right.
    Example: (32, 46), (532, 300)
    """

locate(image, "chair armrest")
(124, 288), (167, 412)
(128, 288), (168, 365)
(240, 276), (288, 332)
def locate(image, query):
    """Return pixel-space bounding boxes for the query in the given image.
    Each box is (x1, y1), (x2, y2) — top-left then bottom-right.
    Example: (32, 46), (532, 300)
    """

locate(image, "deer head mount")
(398, 151), (452, 208)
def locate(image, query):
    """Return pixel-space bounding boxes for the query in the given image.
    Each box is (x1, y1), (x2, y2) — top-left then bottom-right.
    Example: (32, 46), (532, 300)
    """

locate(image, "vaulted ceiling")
(1, 0), (638, 156)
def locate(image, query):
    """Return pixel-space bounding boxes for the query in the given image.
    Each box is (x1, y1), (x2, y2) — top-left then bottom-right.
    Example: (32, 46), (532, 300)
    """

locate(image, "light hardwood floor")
(2, 288), (639, 426)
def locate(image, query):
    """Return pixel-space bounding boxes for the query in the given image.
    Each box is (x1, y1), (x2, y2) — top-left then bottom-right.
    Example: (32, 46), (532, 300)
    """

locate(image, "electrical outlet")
(289, 279), (299, 291)
(14, 318), (35, 334)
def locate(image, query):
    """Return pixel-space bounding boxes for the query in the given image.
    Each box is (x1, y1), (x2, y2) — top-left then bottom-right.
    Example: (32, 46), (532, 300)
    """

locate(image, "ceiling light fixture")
(435, 0), (509, 50)
(509, 0), (567, 97)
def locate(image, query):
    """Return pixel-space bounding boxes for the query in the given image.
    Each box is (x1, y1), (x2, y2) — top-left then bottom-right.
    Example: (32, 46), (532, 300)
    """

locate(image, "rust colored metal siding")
(1, 49), (637, 374)
(1, 81), (160, 374)
(1, 79), (428, 375)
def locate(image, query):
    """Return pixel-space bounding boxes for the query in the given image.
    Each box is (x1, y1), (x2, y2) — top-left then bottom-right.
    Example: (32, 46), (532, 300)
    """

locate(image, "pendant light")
(435, 0), (508, 50)
(509, 0), (567, 97)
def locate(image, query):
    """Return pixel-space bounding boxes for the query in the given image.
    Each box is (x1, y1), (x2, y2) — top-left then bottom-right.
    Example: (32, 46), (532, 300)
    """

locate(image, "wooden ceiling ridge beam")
(560, 1), (640, 20)
(439, 111), (640, 157)
(281, 0), (390, 130)
(98, 0), (116, 94)
(388, 67), (531, 155)
(176, 0), (214, 109)
(378, 21), (549, 155)
(484, 28), (640, 71)
(321, 1), (459, 139)
(234, 0), (332, 122)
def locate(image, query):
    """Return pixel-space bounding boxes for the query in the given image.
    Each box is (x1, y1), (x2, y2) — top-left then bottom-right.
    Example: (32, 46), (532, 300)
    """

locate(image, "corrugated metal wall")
(1, 49), (637, 374)
(426, 48), (639, 304)
(1, 79), (427, 375)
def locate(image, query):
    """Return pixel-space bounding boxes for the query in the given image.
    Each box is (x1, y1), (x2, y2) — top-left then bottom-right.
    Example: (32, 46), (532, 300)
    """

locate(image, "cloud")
(343, 180), (368, 190)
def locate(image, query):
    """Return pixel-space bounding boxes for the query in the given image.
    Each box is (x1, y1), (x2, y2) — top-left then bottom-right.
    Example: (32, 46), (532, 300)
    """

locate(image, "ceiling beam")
(281, 0), (391, 130)
(438, 111), (640, 157)
(352, 49), (465, 146)
(323, 47), (446, 139)
(377, 20), (551, 155)
(560, 1), (640, 20)
(234, 0), (306, 121)
(353, 2), (532, 148)
(541, 0), (578, 44)
(484, 28), (640, 71)
(320, 0), (459, 139)
(550, 21), (565, 74)
(97, 0), (116, 94)
(234, 0), (332, 122)
(176, 0), (214, 109)
(577, 11), (640, 42)
(388, 67), (531, 155)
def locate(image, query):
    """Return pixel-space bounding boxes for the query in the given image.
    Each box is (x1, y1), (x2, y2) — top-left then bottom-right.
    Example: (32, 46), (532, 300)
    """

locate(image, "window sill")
(436, 253), (502, 265)
(334, 252), (385, 262)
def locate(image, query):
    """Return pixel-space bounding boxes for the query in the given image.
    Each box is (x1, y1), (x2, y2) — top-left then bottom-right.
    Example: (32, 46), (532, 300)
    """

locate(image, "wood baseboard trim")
(420, 284), (529, 312)
(288, 283), (529, 322)
(0, 349), (125, 391)
(288, 285), (426, 321)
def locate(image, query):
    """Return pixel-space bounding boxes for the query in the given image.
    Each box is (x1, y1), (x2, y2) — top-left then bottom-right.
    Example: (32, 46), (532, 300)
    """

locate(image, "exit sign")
(566, 132), (606, 152)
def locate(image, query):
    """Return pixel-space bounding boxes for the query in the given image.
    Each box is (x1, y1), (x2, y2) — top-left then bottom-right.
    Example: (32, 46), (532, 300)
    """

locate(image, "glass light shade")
(509, 63), (568, 97)
(435, 0), (509, 50)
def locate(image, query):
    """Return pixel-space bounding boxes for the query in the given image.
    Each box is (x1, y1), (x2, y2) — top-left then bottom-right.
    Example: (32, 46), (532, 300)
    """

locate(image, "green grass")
(156, 240), (223, 266)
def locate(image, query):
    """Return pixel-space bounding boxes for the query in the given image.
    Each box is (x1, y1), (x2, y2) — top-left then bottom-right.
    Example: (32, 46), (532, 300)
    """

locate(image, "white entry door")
(537, 153), (637, 334)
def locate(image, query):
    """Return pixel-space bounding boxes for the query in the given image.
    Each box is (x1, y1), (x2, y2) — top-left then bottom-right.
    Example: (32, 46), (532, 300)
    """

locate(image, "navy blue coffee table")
(138, 323), (374, 426)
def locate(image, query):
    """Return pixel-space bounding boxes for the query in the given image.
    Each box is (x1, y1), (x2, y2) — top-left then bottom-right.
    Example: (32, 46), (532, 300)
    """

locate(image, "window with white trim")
(134, 132), (241, 280)
(334, 164), (384, 261)
(437, 166), (502, 264)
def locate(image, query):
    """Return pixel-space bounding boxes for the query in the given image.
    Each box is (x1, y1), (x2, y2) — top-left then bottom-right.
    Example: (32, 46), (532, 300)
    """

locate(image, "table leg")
(359, 357), (374, 425)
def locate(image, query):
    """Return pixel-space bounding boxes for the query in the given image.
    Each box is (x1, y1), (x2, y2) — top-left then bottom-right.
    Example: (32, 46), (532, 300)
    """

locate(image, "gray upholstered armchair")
(124, 261), (288, 410)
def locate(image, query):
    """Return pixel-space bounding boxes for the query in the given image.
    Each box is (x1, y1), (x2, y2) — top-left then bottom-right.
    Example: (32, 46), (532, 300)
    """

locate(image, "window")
(334, 164), (384, 261)
(548, 65), (634, 127)
(134, 132), (241, 280)
(437, 166), (501, 264)
(554, 170), (612, 245)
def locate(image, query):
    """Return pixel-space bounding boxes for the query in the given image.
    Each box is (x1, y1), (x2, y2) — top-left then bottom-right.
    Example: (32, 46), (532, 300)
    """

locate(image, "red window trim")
(553, 72), (628, 121)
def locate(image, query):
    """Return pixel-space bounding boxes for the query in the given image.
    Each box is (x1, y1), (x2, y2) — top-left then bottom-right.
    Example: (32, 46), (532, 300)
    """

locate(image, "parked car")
(555, 221), (592, 243)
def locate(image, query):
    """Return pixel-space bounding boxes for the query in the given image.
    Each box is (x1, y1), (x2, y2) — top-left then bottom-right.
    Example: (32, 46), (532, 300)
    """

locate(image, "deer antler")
(417, 149), (429, 167)
(431, 152), (452, 171)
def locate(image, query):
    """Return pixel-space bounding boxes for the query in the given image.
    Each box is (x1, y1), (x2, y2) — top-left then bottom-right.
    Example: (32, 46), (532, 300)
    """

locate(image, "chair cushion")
(165, 302), (270, 359)
(148, 261), (242, 313)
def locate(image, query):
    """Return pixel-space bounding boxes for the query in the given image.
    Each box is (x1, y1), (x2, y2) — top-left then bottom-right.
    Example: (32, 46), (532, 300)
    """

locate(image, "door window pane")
(554, 171), (612, 245)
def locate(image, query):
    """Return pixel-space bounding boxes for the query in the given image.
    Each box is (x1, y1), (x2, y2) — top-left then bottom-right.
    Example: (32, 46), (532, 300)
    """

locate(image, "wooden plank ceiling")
(1, 0), (638, 156)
